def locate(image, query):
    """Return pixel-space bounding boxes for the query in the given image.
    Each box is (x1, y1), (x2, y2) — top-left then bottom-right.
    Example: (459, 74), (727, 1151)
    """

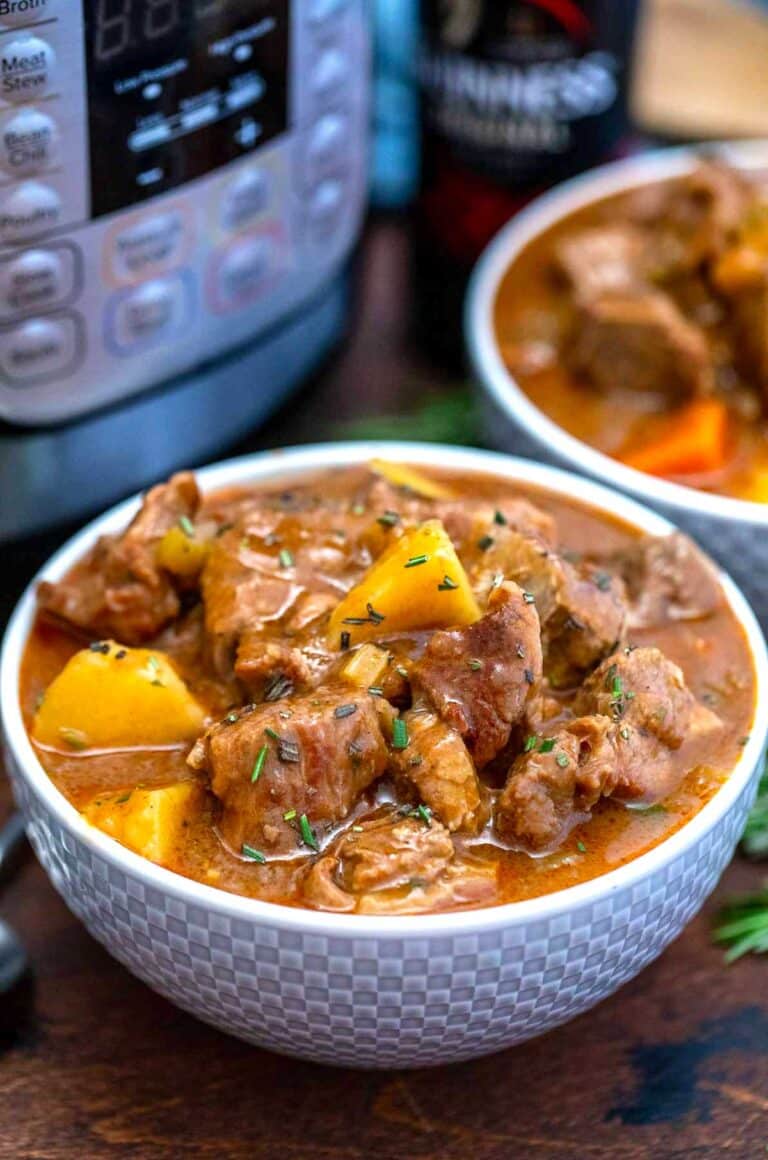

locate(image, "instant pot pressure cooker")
(0, 0), (369, 539)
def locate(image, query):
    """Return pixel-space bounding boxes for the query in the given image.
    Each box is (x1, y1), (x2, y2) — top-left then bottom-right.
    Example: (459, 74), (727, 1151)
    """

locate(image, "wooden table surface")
(2, 221), (767, 1160)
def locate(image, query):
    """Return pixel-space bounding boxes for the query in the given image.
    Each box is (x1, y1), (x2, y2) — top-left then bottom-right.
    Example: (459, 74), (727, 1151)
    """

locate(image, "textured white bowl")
(467, 141), (768, 626)
(3, 442), (767, 1068)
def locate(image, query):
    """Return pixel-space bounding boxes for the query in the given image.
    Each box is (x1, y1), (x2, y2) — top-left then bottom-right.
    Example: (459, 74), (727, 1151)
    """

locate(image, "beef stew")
(20, 463), (756, 914)
(495, 159), (768, 501)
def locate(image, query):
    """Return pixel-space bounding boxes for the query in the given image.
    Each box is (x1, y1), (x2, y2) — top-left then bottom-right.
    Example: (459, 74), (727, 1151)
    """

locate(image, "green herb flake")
(493, 510), (507, 526)
(522, 591), (536, 605)
(299, 813), (319, 852)
(415, 804), (432, 827)
(58, 727), (88, 751)
(283, 809), (297, 822)
(334, 703), (358, 719)
(593, 570), (612, 592)
(351, 503), (365, 516)
(251, 745), (269, 783)
(147, 655), (160, 672)
(396, 666), (409, 679)
(404, 554), (429, 568)
(620, 727), (631, 741)
(179, 515), (195, 538)
(366, 602), (385, 625)
(242, 844), (266, 864)
(368, 686), (384, 697)
(524, 735), (538, 753)
(438, 575), (459, 591)
(556, 753), (569, 768)
(477, 534), (495, 552)
(577, 840), (587, 854)
(340, 631), (351, 651)
(468, 659), (483, 671)
(264, 727), (280, 742)
(377, 510), (400, 527)
(278, 548), (294, 569)
(115, 791), (132, 805)
(392, 716), (409, 750)
(538, 738), (556, 754)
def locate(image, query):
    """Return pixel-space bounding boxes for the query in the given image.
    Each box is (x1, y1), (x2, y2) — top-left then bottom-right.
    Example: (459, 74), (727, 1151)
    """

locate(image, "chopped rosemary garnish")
(342, 617), (369, 626)
(366, 602), (385, 625)
(147, 655), (160, 672)
(392, 716), (409, 750)
(351, 503), (365, 516)
(368, 686), (383, 697)
(251, 745), (268, 782)
(620, 727), (631, 741)
(299, 813), (319, 851)
(115, 792), (132, 804)
(377, 510), (400, 527)
(59, 727), (88, 751)
(539, 738), (556, 754)
(468, 659), (483, 671)
(524, 735), (537, 753)
(395, 666), (408, 679)
(415, 804), (432, 826)
(593, 570), (611, 592)
(577, 840), (587, 854)
(242, 844), (266, 864)
(264, 727), (280, 742)
(438, 575), (459, 591)
(89, 641), (110, 654)
(404, 554), (429, 568)
(278, 738), (301, 763)
(278, 548), (294, 569)
(340, 631), (351, 651)
(408, 754), (424, 767)
(283, 809), (297, 821)
(524, 669), (535, 685)
(516, 643), (525, 659)
(494, 510), (507, 526)
(491, 572), (505, 590)
(264, 674), (293, 702)
(179, 515), (195, 538)
(334, 703), (358, 719)
(225, 711), (238, 724)
(556, 753), (569, 768)
(522, 591), (535, 604)
(477, 534), (495, 552)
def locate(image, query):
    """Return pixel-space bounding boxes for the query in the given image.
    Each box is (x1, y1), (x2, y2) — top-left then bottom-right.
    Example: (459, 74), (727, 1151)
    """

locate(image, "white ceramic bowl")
(467, 141), (768, 625)
(3, 442), (767, 1068)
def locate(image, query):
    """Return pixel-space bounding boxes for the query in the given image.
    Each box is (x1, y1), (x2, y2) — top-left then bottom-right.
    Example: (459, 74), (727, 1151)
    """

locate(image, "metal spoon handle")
(0, 813), (27, 881)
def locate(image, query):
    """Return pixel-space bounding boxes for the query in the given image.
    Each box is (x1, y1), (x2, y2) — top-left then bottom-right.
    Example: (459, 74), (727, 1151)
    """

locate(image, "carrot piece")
(620, 399), (729, 477)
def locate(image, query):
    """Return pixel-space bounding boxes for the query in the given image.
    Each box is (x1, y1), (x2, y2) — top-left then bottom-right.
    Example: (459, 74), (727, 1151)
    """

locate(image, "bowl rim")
(466, 139), (768, 525)
(3, 440), (767, 936)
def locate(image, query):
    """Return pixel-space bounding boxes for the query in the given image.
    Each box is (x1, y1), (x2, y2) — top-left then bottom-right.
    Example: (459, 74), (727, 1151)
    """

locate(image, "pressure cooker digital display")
(85, 0), (290, 217)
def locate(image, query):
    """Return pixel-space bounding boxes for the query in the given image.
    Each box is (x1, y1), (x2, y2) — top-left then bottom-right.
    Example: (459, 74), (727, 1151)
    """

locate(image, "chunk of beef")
(302, 810), (498, 914)
(391, 705), (488, 833)
(302, 810), (455, 911)
(568, 289), (713, 399)
(554, 224), (646, 302)
(576, 647), (721, 802)
(413, 581), (542, 768)
(656, 160), (754, 275)
(483, 529), (626, 687)
(190, 687), (392, 856)
(497, 646), (721, 851)
(200, 507), (360, 687)
(609, 532), (723, 629)
(234, 633), (312, 701)
(726, 277), (768, 397)
(497, 716), (616, 852)
(38, 473), (200, 644)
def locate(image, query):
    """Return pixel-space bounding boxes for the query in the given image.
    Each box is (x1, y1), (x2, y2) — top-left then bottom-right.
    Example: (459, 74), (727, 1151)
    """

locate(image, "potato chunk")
(33, 642), (206, 751)
(328, 520), (481, 647)
(83, 781), (203, 864)
(155, 524), (210, 578)
(370, 459), (455, 500)
(341, 643), (391, 689)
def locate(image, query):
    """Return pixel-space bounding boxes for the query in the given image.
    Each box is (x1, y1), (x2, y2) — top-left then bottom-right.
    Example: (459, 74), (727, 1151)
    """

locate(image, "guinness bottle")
(415, 0), (640, 363)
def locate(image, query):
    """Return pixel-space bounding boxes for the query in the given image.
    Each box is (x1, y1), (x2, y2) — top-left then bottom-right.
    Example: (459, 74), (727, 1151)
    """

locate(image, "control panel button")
(111, 211), (189, 282)
(221, 168), (269, 231)
(0, 0), (55, 26)
(309, 178), (345, 238)
(0, 313), (80, 385)
(215, 235), (274, 311)
(0, 106), (58, 175)
(0, 36), (55, 103)
(0, 247), (73, 316)
(312, 49), (347, 102)
(0, 180), (60, 243)
(107, 275), (191, 354)
(306, 114), (348, 185)
(310, 0), (349, 24)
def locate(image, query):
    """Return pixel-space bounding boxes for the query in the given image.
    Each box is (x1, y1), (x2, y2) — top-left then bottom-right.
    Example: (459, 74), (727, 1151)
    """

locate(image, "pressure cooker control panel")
(0, 0), (369, 424)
